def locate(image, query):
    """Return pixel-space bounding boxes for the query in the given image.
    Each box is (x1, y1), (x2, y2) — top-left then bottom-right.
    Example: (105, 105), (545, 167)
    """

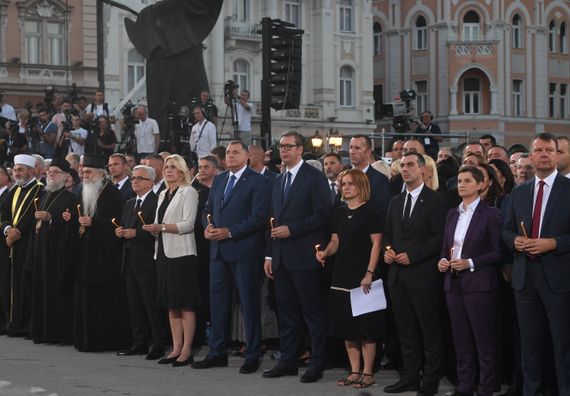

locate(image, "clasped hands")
(34, 210), (52, 222)
(204, 224), (231, 241)
(514, 236), (556, 255)
(115, 227), (136, 239)
(384, 248), (410, 265)
(438, 258), (470, 272)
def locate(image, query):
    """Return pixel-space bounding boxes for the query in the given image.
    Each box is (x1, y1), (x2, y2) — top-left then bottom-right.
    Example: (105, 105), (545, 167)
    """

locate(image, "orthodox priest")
(71, 153), (129, 351)
(0, 154), (44, 336)
(29, 158), (77, 344)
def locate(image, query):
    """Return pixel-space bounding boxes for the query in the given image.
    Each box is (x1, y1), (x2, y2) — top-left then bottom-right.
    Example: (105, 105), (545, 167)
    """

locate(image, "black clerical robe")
(0, 179), (43, 335)
(29, 187), (77, 344)
(74, 182), (130, 351)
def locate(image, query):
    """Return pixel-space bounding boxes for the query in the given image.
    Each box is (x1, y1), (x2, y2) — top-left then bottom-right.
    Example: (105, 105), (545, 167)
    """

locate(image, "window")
(561, 84), (568, 118)
(24, 19), (66, 65)
(549, 20), (556, 52)
(339, 0), (353, 32)
(234, 0), (249, 21)
(560, 22), (567, 54)
(339, 66), (354, 107)
(415, 16), (428, 50)
(24, 21), (41, 64)
(233, 59), (250, 92)
(373, 22), (382, 55)
(47, 22), (64, 65)
(549, 83), (556, 118)
(127, 49), (145, 92)
(284, 0), (300, 27)
(463, 11), (480, 41)
(415, 81), (428, 116)
(374, 84), (383, 119)
(512, 14), (522, 49)
(463, 77), (480, 114)
(512, 80), (523, 116)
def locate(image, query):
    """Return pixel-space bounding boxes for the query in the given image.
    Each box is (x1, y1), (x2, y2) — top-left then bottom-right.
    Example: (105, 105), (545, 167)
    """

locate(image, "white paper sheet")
(350, 279), (387, 317)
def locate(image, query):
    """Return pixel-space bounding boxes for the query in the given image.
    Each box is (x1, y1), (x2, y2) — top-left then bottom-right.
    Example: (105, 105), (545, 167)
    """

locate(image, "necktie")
(134, 198), (142, 213)
(283, 171), (292, 199)
(132, 198), (142, 226)
(530, 181), (545, 239)
(330, 182), (337, 204)
(223, 175), (236, 202)
(403, 193), (412, 227)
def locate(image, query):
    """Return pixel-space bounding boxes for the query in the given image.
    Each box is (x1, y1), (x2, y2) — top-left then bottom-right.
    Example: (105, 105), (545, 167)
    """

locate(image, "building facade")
(373, 0), (570, 147)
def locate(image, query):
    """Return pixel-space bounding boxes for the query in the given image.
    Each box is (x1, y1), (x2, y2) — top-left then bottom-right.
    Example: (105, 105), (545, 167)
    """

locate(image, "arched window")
(463, 10), (480, 41)
(373, 22), (382, 55)
(233, 59), (250, 92)
(560, 22), (567, 54)
(463, 77), (480, 114)
(512, 14), (522, 49)
(339, 66), (354, 107)
(415, 16), (427, 50)
(127, 49), (145, 92)
(549, 20), (557, 52)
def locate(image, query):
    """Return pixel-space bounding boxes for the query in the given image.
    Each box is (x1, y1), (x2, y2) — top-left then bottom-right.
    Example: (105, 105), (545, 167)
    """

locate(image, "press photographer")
(118, 101), (138, 155)
(58, 112), (87, 156)
(165, 102), (192, 155)
(36, 108), (58, 159)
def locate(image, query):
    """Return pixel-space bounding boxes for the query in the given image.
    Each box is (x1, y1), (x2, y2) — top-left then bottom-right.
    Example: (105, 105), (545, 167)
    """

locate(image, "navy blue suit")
(502, 173), (570, 396)
(366, 165), (390, 211)
(268, 161), (332, 369)
(203, 166), (269, 360)
(116, 178), (136, 203)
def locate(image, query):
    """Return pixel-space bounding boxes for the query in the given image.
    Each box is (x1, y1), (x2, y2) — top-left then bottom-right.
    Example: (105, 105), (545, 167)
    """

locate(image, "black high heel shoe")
(172, 355), (194, 367)
(158, 355), (180, 365)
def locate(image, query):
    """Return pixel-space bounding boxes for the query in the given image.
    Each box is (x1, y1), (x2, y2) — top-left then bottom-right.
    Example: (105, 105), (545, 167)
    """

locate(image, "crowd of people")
(0, 90), (569, 396)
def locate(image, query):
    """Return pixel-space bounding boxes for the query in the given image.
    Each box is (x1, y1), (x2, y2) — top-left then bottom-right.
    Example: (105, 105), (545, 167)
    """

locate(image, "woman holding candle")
(437, 166), (502, 396)
(316, 169), (384, 389)
(142, 154), (200, 367)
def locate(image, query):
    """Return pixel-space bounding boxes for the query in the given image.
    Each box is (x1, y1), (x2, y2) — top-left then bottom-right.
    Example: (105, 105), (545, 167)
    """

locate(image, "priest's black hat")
(82, 153), (106, 169)
(49, 157), (71, 173)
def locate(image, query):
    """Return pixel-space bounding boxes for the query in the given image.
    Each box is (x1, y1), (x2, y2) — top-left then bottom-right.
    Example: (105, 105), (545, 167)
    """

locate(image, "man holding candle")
(0, 154), (44, 336)
(115, 165), (169, 360)
(503, 133), (570, 396)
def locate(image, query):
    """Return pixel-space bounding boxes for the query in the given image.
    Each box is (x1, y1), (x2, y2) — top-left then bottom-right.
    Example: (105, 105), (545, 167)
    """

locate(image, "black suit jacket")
(117, 178), (136, 202)
(0, 185), (10, 209)
(383, 185), (446, 290)
(502, 173), (570, 292)
(366, 166), (390, 211)
(120, 191), (158, 274)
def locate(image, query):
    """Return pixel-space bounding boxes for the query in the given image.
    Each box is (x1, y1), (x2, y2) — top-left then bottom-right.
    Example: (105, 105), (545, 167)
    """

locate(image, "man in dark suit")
(323, 152), (345, 207)
(115, 165), (169, 360)
(263, 131), (332, 383)
(502, 133), (570, 396)
(349, 134), (390, 211)
(383, 152), (446, 396)
(109, 153), (135, 202)
(192, 141), (269, 374)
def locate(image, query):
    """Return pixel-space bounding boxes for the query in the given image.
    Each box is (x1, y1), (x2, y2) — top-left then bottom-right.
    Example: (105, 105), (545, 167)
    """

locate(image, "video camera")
(380, 89), (417, 133)
(224, 80), (238, 101)
(118, 100), (138, 154)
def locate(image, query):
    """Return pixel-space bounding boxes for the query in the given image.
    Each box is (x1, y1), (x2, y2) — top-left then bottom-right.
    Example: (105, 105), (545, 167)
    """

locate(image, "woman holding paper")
(437, 166), (502, 396)
(316, 169), (384, 389)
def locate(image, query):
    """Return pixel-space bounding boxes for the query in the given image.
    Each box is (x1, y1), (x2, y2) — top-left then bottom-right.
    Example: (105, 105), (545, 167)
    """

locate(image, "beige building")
(373, 0), (570, 146)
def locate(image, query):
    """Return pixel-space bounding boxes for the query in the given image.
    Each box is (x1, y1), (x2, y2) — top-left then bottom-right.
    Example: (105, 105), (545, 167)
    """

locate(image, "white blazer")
(154, 185), (198, 259)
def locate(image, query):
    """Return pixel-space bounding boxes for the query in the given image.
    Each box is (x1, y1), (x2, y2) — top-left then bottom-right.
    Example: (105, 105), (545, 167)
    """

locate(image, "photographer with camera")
(414, 111), (443, 160)
(52, 98), (73, 128)
(134, 105), (160, 162)
(36, 108), (58, 159)
(85, 89), (115, 124)
(199, 90), (218, 124)
(234, 90), (254, 145)
(190, 105), (216, 158)
(59, 113), (87, 156)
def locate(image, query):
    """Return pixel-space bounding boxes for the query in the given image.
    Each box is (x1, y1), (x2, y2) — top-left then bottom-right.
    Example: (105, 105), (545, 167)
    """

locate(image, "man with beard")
(29, 158), (77, 344)
(67, 153), (129, 351)
(0, 154), (44, 336)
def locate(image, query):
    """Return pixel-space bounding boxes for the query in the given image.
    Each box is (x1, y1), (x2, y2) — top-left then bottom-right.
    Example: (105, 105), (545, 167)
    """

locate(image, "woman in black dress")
(316, 169), (384, 389)
(143, 154), (200, 366)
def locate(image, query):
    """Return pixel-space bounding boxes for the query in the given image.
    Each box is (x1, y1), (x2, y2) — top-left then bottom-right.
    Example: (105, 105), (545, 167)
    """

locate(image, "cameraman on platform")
(233, 90), (254, 145)
(134, 104), (160, 162)
(414, 110), (442, 160)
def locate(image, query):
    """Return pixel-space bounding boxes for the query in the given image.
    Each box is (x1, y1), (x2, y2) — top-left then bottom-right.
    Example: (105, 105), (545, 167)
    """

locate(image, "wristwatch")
(161, 224), (166, 233)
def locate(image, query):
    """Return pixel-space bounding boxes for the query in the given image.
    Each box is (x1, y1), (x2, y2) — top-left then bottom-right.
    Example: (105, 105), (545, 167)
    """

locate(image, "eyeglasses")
(278, 144), (300, 151)
(46, 170), (65, 175)
(130, 176), (152, 182)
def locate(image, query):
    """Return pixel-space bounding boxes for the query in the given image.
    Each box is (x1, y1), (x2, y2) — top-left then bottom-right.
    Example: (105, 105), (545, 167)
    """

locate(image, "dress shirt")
(402, 183), (424, 217)
(532, 170), (558, 237)
(190, 119), (217, 158)
(114, 175), (129, 190)
(564, 172), (570, 179)
(285, 159), (304, 185)
(452, 197), (480, 272)
(136, 190), (151, 206)
(227, 165), (247, 187)
(0, 185), (7, 197)
(135, 117), (160, 153)
(153, 179), (164, 194)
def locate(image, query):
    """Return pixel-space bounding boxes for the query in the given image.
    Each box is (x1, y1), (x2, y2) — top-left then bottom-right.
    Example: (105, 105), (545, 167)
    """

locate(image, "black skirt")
(328, 288), (385, 342)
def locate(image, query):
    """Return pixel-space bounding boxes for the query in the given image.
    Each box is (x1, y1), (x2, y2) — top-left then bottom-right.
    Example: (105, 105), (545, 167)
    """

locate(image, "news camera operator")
(199, 90), (217, 124)
(224, 83), (254, 145)
(134, 105), (160, 162)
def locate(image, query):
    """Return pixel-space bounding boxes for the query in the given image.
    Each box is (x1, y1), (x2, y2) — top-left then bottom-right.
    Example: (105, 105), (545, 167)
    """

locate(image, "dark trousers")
(273, 266), (327, 369)
(124, 256), (169, 347)
(209, 258), (261, 360)
(446, 281), (497, 396)
(390, 281), (444, 385)
(515, 261), (570, 396)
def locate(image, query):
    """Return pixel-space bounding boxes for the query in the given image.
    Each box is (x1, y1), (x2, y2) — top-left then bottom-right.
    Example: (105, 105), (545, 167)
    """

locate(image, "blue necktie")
(223, 175), (236, 202)
(283, 171), (292, 199)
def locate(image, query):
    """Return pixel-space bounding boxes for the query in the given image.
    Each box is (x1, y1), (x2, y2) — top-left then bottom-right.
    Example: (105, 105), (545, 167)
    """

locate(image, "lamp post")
(311, 130), (323, 154)
(328, 129), (343, 152)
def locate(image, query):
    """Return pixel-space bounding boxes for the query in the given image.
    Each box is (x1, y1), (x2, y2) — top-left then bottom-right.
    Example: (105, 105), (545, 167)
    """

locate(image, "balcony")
(449, 40), (498, 58)
(224, 17), (261, 41)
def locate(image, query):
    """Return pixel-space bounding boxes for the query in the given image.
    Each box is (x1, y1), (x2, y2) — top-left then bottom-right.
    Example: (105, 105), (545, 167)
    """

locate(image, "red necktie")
(530, 181), (545, 239)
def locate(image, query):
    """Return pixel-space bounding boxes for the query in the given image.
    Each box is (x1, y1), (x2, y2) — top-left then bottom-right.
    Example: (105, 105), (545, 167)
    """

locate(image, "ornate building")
(373, 0), (570, 146)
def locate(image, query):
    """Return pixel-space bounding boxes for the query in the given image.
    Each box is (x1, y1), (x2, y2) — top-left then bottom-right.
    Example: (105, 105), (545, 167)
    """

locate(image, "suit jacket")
(204, 167), (269, 262)
(366, 166), (390, 211)
(441, 200), (502, 293)
(389, 173), (404, 198)
(0, 185), (10, 209)
(268, 162), (332, 272)
(120, 192), (158, 273)
(502, 173), (570, 292)
(383, 185), (446, 290)
(117, 178), (136, 202)
(154, 185), (198, 259)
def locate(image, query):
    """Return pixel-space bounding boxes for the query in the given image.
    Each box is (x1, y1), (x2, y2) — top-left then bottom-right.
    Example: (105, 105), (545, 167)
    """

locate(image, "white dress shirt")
(402, 183), (424, 217)
(452, 197), (480, 272)
(285, 159), (304, 186)
(135, 117), (160, 153)
(532, 170), (558, 237)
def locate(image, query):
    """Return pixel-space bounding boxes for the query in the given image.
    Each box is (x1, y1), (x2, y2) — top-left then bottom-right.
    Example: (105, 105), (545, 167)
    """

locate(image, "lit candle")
(520, 221), (528, 238)
(270, 217), (275, 228)
(386, 245), (392, 251)
(34, 198), (39, 211)
(137, 211), (146, 225)
(315, 244), (320, 254)
(207, 214), (212, 226)
(111, 218), (120, 228)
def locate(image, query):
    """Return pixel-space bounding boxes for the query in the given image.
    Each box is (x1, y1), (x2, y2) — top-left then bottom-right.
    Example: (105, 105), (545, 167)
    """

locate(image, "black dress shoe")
(300, 368), (323, 383)
(172, 355), (194, 367)
(158, 355), (180, 365)
(146, 345), (166, 360)
(116, 345), (148, 356)
(239, 359), (260, 374)
(262, 364), (298, 378)
(384, 379), (420, 393)
(191, 355), (228, 369)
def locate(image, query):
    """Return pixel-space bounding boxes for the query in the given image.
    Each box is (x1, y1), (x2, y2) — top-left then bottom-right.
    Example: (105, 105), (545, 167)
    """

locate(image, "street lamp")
(311, 130), (323, 151)
(328, 129), (343, 151)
